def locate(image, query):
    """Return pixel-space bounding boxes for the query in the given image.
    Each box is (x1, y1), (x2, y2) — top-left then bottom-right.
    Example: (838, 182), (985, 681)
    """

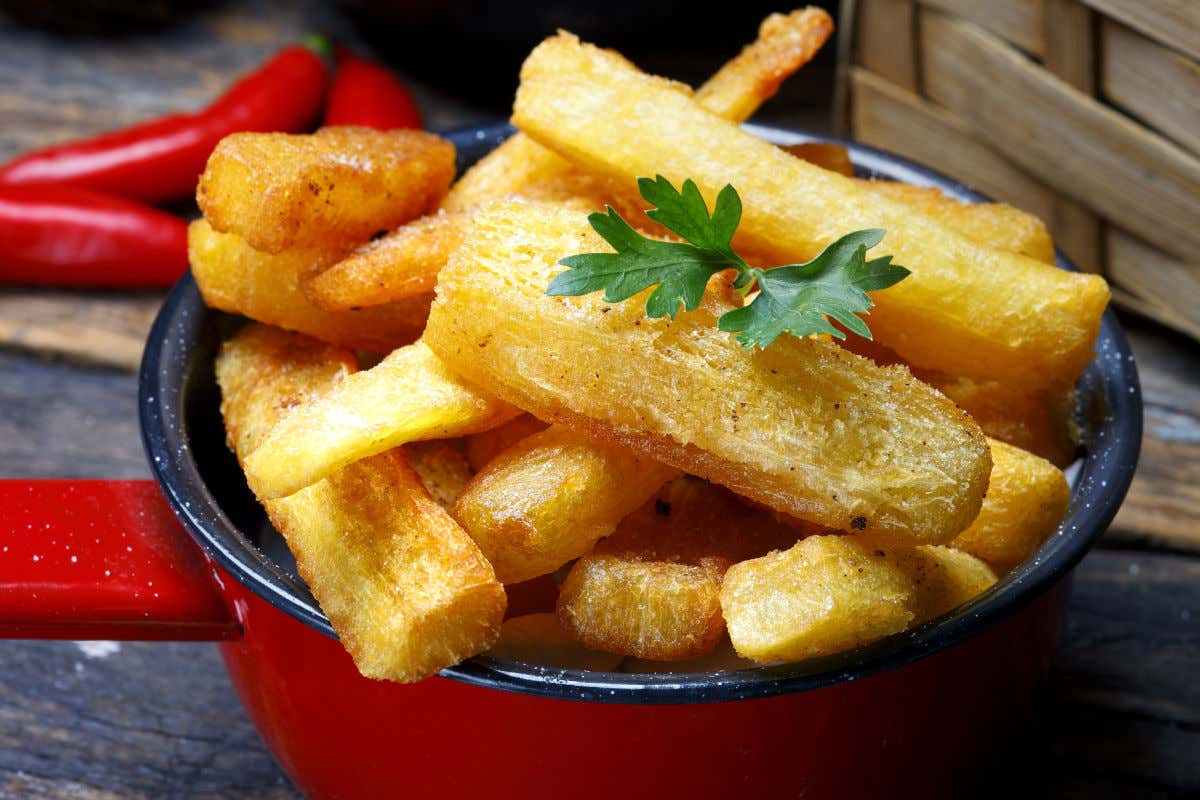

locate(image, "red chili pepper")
(0, 41), (330, 204)
(324, 46), (423, 130)
(0, 186), (188, 287)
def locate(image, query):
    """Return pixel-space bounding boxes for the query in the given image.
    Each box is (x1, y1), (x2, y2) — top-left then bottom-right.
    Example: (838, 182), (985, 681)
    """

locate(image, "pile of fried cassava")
(193, 8), (1104, 681)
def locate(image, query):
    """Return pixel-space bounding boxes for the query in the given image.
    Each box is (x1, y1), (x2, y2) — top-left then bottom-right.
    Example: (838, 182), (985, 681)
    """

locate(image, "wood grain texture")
(849, 67), (1102, 271)
(919, 10), (1200, 264)
(1043, 0), (1096, 93)
(1107, 229), (1200, 342)
(854, 0), (920, 91)
(1101, 19), (1200, 157)
(0, 290), (162, 372)
(1108, 316), (1200, 551)
(0, 641), (295, 800)
(1081, 0), (1200, 62)
(919, 0), (1046, 55)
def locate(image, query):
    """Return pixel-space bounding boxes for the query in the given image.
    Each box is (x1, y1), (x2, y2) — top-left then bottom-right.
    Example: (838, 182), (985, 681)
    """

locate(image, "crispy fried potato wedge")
(452, 424), (678, 584)
(556, 478), (803, 660)
(559, 556), (725, 661)
(865, 180), (1055, 264)
(721, 535), (916, 663)
(464, 414), (550, 472)
(839, 335), (1076, 466)
(927, 376), (1076, 467)
(781, 142), (855, 176)
(891, 545), (998, 624)
(779, 145), (1053, 262)
(951, 439), (1071, 566)
(442, 8), (828, 213)
(693, 7), (833, 121)
(198, 127), (455, 253)
(188, 219), (430, 352)
(488, 613), (623, 671)
(216, 325), (504, 682)
(425, 202), (991, 544)
(404, 439), (474, 511)
(512, 33), (1110, 390)
(244, 340), (521, 499)
(304, 211), (472, 311)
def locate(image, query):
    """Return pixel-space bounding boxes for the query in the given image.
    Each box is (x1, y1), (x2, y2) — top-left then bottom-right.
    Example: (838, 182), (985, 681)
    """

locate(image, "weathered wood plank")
(849, 67), (1103, 271)
(1101, 19), (1200, 157)
(1081, 0), (1200, 63)
(1107, 230), (1200, 342)
(854, 0), (920, 92)
(0, 290), (163, 373)
(1043, 0), (1097, 93)
(1107, 317), (1200, 552)
(0, 641), (296, 800)
(920, 10), (1200, 263)
(919, 0), (1046, 56)
(0, 352), (147, 480)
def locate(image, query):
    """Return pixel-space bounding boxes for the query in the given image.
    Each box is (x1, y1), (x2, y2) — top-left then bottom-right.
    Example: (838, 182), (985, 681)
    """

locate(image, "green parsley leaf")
(718, 230), (911, 348)
(547, 176), (910, 347)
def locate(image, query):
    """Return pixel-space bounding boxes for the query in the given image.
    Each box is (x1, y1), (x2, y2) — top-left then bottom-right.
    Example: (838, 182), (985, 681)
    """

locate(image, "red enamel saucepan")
(0, 124), (1142, 799)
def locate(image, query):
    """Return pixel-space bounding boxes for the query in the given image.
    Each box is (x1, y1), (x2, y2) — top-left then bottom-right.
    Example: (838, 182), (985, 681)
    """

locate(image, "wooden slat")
(854, 0), (919, 92)
(1107, 228), (1200, 341)
(1082, 0), (1200, 62)
(1044, 0), (1097, 99)
(1102, 19), (1200, 156)
(919, 10), (1200, 263)
(1048, 198), (1103, 274)
(1108, 321), (1200, 551)
(919, 0), (1046, 55)
(849, 68), (1103, 271)
(0, 290), (162, 372)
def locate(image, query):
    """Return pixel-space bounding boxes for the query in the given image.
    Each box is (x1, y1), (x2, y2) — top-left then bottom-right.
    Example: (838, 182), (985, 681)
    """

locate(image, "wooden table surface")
(0, 2), (1197, 798)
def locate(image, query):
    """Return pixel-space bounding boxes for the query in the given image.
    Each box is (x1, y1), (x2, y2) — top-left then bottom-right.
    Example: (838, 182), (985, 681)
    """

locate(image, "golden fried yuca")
(556, 478), (803, 660)
(452, 424), (678, 583)
(839, 335), (1077, 466)
(304, 211), (472, 311)
(951, 439), (1071, 566)
(779, 145), (1055, 262)
(216, 325), (504, 682)
(198, 127), (455, 253)
(891, 545), (998, 624)
(188, 219), (431, 352)
(720, 535), (916, 663)
(441, 7), (831, 213)
(464, 414), (550, 471)
(488, 613), (623, 671)
(512, 33), (1110, 390)
(691, 7), (833, 122)
(926, 375), (1076, 467)
(424, 201), (991, 543)
(404, 439), (474, 511)
(865, 180), (1055, 264)
(781, 142), (855, 176)
(244, 340), (521, 499)
(559, 556), (725, 661)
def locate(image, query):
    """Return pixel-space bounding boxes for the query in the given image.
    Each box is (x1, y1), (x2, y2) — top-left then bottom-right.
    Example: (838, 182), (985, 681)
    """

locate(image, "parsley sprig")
(547, 176), (910, 349)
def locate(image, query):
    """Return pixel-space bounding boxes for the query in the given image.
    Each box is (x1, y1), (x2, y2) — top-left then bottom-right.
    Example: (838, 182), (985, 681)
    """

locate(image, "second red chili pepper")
(324, 46), (423, 130)
(0, 186), (188, 288)
(0, 41), (330, 204)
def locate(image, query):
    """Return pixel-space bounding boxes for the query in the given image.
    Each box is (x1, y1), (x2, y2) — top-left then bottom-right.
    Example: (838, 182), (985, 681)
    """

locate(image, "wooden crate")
(837, 0), (1200, 340)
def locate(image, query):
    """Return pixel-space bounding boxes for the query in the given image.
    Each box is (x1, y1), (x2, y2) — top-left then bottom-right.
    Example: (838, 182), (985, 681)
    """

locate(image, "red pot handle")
(0, 480), (239, 640)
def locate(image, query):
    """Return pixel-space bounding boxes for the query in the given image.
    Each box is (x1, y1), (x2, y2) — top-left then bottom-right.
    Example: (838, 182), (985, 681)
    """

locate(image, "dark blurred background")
(0, 0), (839, 125)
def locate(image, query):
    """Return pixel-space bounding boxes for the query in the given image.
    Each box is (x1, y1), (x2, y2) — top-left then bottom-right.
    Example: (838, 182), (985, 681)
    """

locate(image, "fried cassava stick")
(511, 33), (1110, 390)
(423, 201), (992, 545)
